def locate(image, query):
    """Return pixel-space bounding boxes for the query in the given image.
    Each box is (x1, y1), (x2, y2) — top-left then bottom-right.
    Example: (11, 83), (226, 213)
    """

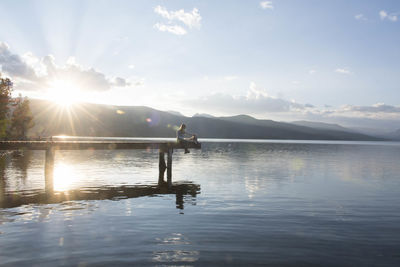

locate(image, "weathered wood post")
(158, 149), (166, 184)
(167, 148), (173, 186)
(45, 146), (55, 193)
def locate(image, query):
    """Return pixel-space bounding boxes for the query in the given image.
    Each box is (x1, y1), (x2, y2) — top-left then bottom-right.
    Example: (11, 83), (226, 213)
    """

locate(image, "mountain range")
(26, 99), (388, 141)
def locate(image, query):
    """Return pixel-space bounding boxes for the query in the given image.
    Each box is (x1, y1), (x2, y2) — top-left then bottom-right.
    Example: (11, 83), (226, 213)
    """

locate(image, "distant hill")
(291, 121), (356, 132)
(386, 129), (400, 140)
(166, 110), (184, 117)
(216, 115), (379, 140)
(192, 113), (215, 118)
(350, 127), (400, 140)
(27, 99), (381, 140)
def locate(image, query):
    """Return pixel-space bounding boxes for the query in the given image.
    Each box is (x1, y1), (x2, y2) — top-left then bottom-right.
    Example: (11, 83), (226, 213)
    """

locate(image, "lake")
(1, 140), (400, 266)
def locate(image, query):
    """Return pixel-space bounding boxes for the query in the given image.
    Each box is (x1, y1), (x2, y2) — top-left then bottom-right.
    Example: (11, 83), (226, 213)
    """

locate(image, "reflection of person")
(176, 123), (198, 154)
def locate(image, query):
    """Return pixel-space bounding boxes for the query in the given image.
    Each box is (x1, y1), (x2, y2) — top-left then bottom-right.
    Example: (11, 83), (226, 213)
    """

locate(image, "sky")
(0, 0), (399, 131)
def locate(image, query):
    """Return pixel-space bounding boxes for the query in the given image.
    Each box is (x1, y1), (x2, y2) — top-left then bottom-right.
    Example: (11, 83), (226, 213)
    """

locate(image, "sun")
(47, 79), (81, 107)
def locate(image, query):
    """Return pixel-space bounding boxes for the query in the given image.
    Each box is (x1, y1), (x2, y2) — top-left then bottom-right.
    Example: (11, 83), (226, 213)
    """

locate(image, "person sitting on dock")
(176, 123), (198, 154)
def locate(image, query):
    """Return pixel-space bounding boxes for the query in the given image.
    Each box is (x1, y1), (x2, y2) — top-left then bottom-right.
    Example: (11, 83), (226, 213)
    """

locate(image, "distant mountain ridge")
(27, 99), (382, 141)
(386, 129), (400, 140)
(291, 121), (356, 132)
(192, 113), (215, 118)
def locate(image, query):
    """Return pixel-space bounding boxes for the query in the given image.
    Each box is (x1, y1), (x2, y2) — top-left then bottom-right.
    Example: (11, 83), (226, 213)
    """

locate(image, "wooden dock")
(0, 140), (201, 187)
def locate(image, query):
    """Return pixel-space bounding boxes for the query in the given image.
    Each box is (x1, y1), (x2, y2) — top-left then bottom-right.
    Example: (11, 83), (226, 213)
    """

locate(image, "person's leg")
(180, 139), (190, 154)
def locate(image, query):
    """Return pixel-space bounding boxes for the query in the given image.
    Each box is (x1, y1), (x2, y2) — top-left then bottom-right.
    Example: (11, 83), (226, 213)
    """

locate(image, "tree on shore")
(0, 74), (34, 140)
(0, 74), (13, 139)
(10, 95), (34, 139)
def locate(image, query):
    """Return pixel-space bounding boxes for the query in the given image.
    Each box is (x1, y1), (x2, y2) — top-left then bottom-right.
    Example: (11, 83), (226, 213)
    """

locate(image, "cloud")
(260, 1), (274, 10)
(335, 68), (352, 75)
(0, 42), (38, 80)
(224, 76), (238, 81)
(154, 6), (201, 35)
(39, 55), (115, 91)
(379, 10), (398, 22)
(154, 6), (201, 29)
(0, 42), (134, 92)
(355, 14), (367, 21)
(112, 77), (130, 87)
(154, 23), (187, 35)
(182, 81), (400, 130)
(292, 105), (400, 132)
(306, 103), (400, 124)
(186, 82), (308, 115)
(379, 10), (387, 20)
(309, 69), (316, 75)
(342, 103), (400, 114)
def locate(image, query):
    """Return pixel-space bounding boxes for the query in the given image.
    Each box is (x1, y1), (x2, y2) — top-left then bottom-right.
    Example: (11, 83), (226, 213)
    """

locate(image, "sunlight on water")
(1, 141), (400, 266)
(53, 163), (79, 191)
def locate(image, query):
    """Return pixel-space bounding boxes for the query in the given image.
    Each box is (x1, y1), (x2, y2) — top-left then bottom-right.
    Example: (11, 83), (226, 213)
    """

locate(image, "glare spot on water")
(125, 199), (132, 216)
(59, 237), (64, 247)
(290, 158), (305, 172)
(53, 163), (80, 191)
(38, 207), (52, 222)
(156, 233), (190, 245)
(152, 250), (199, 263)
(244, 176), (262, 199)
(153, 233), (199, 263)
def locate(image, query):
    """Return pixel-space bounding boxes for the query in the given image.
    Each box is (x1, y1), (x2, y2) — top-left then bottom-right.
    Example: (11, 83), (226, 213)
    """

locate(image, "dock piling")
(167, 148), (173, 186)
(45, 147), (55, 193)
(158, 151), (166, 184)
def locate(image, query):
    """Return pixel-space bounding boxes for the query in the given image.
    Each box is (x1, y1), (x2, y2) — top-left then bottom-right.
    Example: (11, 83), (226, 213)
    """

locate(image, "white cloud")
(0, 42), (134, 92)
(0, 42), (38, 81)
(388, 14), (397, 22)
(112, 77), (130, 87)
(335, 68), (352, 75)
(248, 82), (269, 99)
(260, 1), (274, 10)
(342, 103), (400, 114)
(186, 82), (307, 115)
(224, 76), (238, 81)
(155, 6), (201, 29)
(187, 93), (301, 114)
(154, 6), (201, 35)
(153, 23), (187, 35)
(305, 103), (400, 122)
(380, 10), (388, 20)
(380, 10), (398, 22)
(355, 14), (366, 21)
(22, 52), (39, 66)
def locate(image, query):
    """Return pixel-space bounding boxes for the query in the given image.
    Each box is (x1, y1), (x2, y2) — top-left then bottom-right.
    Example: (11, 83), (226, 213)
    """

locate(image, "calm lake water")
(1, 140), (400, 266)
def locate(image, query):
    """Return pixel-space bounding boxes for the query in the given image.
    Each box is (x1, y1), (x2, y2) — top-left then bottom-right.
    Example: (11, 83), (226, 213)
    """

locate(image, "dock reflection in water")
(0, 151), (200, 210)
(0, 183), (200, 210)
